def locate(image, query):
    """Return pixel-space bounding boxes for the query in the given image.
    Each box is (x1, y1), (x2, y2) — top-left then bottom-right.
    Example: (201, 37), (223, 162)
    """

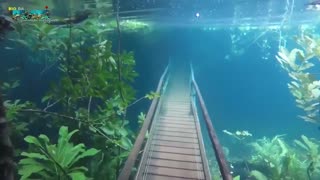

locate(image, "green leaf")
(68, 171), (86, 180)
(19, 158), (42, 165)
(145, 91), (160, 100)
(118, 128), (128, 137)
(249, 170), (268, 180)
(11, 80), (20, 88)
(119, 137), (133, 150)
(41, 95), (51, 103)
(101, 126), (115, 136)
(19, 164), (45, 180)
(233, 175), (240, 180)
(21, 152), (48, 160)
(24, 136), (42, 146)
(39, 134), (50, 144)
(70, 148), (100, 167)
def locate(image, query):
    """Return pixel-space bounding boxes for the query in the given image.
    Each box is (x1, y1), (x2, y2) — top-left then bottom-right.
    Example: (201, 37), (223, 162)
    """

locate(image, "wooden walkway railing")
(135, 64), (211, 179)
(118, 63), (232, 180)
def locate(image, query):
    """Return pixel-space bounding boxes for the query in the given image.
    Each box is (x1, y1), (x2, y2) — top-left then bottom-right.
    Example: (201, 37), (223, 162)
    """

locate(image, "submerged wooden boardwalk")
(136, 66), (211, 180)
(118, 62), (232, 180)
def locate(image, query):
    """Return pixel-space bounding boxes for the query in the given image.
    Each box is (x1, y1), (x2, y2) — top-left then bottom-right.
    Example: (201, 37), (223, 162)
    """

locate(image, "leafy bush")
(18, 126), (100, 180)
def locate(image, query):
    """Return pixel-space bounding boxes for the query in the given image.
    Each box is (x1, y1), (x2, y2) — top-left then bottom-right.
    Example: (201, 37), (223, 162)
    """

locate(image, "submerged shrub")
(18, 126), (100, 180)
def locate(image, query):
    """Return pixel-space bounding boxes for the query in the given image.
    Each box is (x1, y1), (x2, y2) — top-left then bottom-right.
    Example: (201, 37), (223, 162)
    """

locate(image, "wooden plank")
(159, 117), (195, 122)
(161, 115), (194, 119)
(145, 166), (205, 179)
(156, 127), (197, 134)
(154, 131), (198, 138)
(163, 107), (191, 110)
(164, 100), (190, 103)
(153, 135), (198, 143)
(164, 112), (192, 116)
(162, 109), (190, 113)
(162, 102), (191, 108)
(158, 120), (195, 125)
(163, 106), (190, 110)
(164, 111), (191, 115)
(152, 140), (199, 149)
(147, 159), (203, 171)
(149, 152), (202, 163)
(150, 145), (200, 155)
(158, 124), (196, 130)
(143, 174), (193, 180)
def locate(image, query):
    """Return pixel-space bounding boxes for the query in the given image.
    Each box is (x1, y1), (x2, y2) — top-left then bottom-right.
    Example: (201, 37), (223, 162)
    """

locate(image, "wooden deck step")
(154, 130), (198, 138)
(156, 127), (197, 134)
(159, 116), (194, 121)
(145, 166), (205, 179)
(164, 112), (192, 116)
(158, 119), (195, 125)
(144, 174), (196, 180)
(149, 152), (202, 163)
(160, 115), (194, 119)
(147, 159), (203, 171)
(163, 109), (191, 113)
(150, 145), (200, 155)
(158, 123), (195, 129)
(153, 135), (198, 143)
(152, 140), (199, 149)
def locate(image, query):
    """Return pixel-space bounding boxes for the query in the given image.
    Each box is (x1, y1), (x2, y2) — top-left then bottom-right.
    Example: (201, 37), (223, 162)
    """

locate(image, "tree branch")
(18, 109), (80, 121)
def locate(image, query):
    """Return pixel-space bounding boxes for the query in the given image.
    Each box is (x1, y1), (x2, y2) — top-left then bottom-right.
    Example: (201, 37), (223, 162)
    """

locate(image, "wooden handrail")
(190, 65), (233, 180)
(118, 65), (169, 180)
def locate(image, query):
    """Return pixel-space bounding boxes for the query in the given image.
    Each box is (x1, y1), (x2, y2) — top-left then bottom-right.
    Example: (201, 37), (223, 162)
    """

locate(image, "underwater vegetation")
(276, 34), (320, 123)
(205, 28), (320, 180)
(19, 126), (100, 180)
(1, 2), (320, 180)
(220, 130), (320, 180)
(0, 8), (156, 180)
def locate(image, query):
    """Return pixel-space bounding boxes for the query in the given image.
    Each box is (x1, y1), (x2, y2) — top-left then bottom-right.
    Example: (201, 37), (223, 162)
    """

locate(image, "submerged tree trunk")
(0, 93), (15, 180)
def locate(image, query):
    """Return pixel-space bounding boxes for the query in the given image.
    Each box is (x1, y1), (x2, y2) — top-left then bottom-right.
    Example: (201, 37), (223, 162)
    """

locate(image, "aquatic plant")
(18, 126), (100, 180)
(3, 100), (32, 136)
(294, 135), (320, 178)
(1, 6), (156, 179)
(247, 135), (317, 179)
(275, 34), (320, 123)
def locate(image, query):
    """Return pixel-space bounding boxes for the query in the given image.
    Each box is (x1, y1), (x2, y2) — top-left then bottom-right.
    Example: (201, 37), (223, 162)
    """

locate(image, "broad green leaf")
(21, 152), (48, 160)
(294, 140), (309, 151)
(101, 126), (115, 136)
(19, 158), (42, 165)
(24, 136), (42, 146)
(19, 164), (45, 180)
(118, 128), (128, 137)
(70, 148), (100, 167)
(39, 134), (50, 144)
(69, 171), (86, 180)
(119, 137), (133, 150)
